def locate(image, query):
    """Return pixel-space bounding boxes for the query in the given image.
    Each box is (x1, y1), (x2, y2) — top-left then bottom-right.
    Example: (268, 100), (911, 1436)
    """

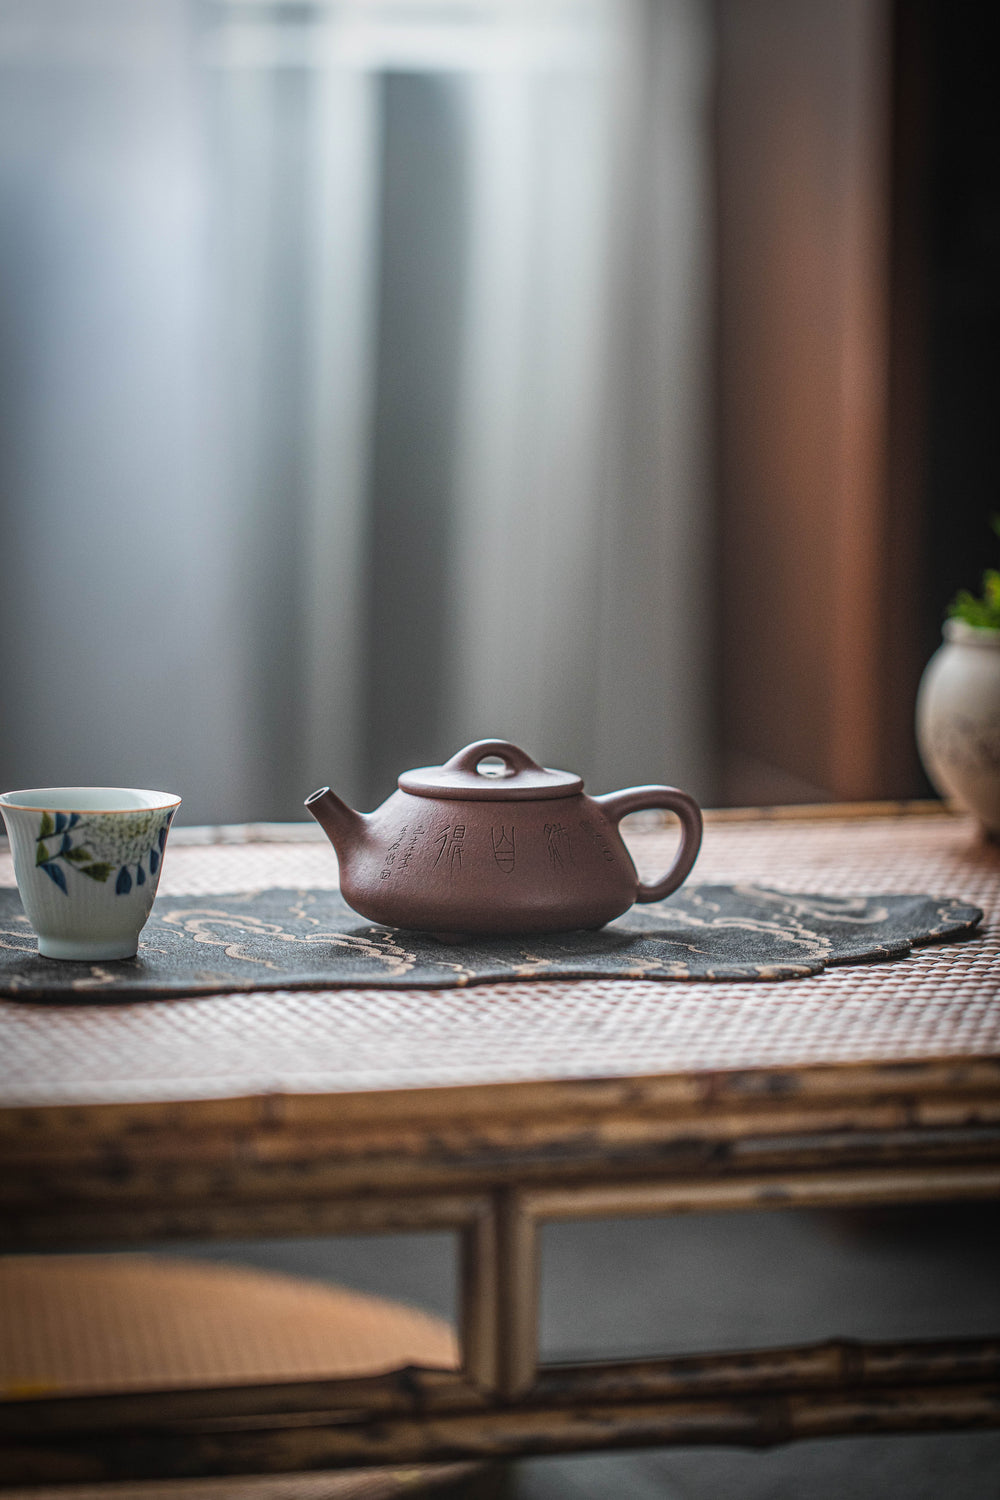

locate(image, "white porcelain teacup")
(0, 787), (181, 960)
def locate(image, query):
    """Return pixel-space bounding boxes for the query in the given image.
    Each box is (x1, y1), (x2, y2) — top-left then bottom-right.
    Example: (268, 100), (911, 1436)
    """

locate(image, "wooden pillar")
(716, 0), (922, 803)
(494, 1189), (539, 1400)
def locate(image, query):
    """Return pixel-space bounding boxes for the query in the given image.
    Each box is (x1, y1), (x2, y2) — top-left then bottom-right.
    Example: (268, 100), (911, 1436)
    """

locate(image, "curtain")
(0, 0), (714, 823)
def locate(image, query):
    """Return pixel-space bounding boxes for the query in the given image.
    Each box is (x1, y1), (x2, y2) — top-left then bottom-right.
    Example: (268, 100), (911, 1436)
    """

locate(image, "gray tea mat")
(0, 884), (982, 1000)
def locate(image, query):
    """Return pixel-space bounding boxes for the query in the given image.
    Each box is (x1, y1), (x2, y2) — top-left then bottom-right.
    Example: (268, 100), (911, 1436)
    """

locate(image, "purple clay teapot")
(306, 739), (702, 937)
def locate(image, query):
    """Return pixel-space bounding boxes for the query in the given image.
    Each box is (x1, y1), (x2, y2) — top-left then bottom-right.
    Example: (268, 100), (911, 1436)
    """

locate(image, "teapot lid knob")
(398, 739), (583, 801)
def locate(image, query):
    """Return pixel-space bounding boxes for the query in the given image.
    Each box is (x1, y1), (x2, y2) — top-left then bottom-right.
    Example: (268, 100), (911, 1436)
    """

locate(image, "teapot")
(306, 739), (702, 937)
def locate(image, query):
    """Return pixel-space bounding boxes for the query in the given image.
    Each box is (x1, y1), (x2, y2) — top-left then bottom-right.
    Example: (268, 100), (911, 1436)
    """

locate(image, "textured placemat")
(0, 884), (982, 1000)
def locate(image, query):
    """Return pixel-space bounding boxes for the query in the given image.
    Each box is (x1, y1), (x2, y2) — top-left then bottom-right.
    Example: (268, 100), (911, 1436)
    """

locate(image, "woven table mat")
(0, 883), (982, 1000)
(2, 811), (997, 1104)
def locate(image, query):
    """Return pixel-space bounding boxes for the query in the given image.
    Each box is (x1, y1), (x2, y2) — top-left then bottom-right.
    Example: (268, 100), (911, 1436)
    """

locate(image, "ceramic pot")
(916, 620), (1000, 836)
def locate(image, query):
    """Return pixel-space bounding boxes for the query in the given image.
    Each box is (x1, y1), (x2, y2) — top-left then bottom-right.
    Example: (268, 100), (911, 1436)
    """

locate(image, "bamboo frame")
(460, 1200), (499, 1391)
(3, 1342), (999, 1486)
(495, 1166), (1000, 1392)
(4, 1068), (999, 1485)
(5, 1086), (999, 1248)
(10, 1335), (998, 1437)
(494, 1190), (539, 1400)
(3, 1162), (999, 1486)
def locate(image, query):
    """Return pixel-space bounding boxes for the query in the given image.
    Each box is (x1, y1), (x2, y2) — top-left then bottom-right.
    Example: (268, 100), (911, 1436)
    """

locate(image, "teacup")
(0, 787), (181, 960)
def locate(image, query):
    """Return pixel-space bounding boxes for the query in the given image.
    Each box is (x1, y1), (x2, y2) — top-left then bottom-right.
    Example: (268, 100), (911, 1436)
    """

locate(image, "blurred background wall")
(0, 0), (714, 824)
(1, 0), (996, 825)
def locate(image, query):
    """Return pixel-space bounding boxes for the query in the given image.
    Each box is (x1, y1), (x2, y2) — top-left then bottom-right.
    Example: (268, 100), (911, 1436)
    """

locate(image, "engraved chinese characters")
(435, 824), (466, 872)
(380, 822), (590, 876)
(491, 826), (515, 873)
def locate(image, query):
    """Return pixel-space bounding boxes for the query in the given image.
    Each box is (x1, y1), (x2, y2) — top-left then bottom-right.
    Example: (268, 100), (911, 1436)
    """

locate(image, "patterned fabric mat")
(0, 884), (982, 999)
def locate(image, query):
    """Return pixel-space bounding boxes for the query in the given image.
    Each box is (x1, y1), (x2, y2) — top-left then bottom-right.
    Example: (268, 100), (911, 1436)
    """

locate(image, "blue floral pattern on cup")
(35, 810), (174, 896)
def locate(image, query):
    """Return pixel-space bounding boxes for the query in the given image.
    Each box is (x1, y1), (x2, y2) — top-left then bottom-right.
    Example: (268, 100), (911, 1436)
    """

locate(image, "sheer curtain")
(0, 0), (714, 823)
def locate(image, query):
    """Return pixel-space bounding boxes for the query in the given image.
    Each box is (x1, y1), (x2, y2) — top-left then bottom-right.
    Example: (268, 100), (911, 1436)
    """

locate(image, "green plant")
(948, 516), (1000, 630)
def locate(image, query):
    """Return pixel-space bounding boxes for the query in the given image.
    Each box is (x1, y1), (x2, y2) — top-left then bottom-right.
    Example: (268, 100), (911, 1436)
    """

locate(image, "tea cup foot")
(38, 935), (139, 962)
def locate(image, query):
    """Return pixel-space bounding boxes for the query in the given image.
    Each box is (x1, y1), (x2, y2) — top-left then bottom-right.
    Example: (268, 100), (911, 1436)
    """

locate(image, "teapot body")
(307, 739), (702, 937)
(341, 787), (640, 935)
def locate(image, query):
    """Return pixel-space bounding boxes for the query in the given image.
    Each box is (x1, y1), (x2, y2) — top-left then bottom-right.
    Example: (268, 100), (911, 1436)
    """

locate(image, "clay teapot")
(306, 738), (702, 936)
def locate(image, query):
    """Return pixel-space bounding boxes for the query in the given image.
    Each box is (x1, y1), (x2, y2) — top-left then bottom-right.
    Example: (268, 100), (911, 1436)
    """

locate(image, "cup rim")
(0, 787), (182, 814)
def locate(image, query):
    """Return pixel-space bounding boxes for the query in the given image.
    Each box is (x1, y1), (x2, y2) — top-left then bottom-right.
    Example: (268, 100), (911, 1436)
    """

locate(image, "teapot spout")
(304, 786), (367, 858)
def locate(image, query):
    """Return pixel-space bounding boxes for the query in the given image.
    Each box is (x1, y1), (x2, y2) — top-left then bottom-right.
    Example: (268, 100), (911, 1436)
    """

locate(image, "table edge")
(3, 1053), (1000, 1140)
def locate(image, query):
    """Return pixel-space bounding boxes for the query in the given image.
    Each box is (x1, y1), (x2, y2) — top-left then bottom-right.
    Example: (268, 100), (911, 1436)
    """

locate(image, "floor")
(164, 1199), (1000, 1499)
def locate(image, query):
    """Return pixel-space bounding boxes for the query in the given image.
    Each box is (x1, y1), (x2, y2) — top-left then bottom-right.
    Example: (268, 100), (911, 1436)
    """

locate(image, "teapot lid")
(399, 740), (583, 801)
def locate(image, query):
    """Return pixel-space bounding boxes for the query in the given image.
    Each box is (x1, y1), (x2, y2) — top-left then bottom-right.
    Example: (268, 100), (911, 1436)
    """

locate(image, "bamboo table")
(1, 804), (999, 1487)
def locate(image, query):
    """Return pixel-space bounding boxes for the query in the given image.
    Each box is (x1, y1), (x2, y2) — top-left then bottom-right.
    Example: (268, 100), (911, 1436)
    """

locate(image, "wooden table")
(2, 804), (999, 1487)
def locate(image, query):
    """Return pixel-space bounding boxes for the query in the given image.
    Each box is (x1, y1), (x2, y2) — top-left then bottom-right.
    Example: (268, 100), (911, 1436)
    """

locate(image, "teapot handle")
(594, 786), (703, 903)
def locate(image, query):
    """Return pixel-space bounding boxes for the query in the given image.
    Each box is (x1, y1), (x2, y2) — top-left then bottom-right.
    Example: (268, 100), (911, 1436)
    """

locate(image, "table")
(2, 804), (999, 1486)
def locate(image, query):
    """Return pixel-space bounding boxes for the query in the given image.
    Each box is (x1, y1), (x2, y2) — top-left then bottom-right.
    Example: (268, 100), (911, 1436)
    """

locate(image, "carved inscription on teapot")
(381, 823), (427, 880)
(579, 817), (615, 863)
(491, 826), (516, 873)
(545, 822), (573, 870)
(433, 824), (466, 874)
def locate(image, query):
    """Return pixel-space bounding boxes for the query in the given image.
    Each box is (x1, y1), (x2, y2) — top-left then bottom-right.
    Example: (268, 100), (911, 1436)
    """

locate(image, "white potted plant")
(916, 518), (1000, 838)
